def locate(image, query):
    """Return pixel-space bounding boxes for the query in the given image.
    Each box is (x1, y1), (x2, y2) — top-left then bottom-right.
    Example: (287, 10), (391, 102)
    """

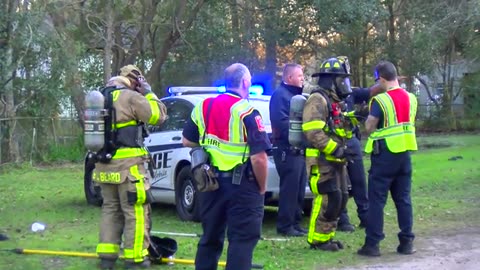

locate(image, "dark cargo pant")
(96, 163), (151, 263)
(338, 137), (369, 226)
(365, 140), (415, 246)
(273, 146), (307, 233)
(195, 173), (264, 270)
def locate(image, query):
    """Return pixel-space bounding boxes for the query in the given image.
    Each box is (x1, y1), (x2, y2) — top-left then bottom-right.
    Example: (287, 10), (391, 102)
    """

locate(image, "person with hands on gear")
(270, 63), (308, 237)
(94, 65), (167, 270)
(302, 57), (356, 251)
(337, 83), (385, 232)
(357, 60), (417, 257)
(182, 63), (270, 270)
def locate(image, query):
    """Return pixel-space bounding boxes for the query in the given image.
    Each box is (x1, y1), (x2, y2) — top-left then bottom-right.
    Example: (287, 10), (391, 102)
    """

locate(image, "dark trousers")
(273, 147), (307, 232)
(195, 174), (264, 270)
(339, 137), (369, 225)
(365, 141), (415, 246)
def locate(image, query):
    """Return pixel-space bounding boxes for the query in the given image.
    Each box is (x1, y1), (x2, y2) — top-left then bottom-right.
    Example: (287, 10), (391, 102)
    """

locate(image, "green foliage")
(42, 135), (85, 163)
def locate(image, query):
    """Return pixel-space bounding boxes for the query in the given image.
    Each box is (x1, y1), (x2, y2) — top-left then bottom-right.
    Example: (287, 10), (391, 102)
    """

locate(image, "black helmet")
(148, 236), (178, 261)
(312, 56), (351, 77)
(312, 56), (352, 99)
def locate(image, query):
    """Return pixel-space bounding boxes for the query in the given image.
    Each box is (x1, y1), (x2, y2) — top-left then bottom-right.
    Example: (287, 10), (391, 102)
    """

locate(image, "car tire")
(84, 159), (103, 206)
(175, 166), (200, 222)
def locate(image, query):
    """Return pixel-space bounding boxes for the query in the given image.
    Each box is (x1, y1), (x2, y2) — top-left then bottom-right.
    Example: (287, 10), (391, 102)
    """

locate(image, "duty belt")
(273, 145), (305, 156)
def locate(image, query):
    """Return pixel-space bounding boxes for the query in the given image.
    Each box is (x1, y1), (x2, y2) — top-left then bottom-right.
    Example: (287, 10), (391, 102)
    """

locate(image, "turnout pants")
(307, 161), (348, 244)
(195, 173), (264, 270)
(273, 147), (307, 232)
(365, 140), (415, 246)
(96, 163), (151, 263)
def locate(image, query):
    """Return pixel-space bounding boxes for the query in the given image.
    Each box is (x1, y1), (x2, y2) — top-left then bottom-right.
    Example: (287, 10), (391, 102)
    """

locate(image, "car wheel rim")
(183, 180), (195, 210)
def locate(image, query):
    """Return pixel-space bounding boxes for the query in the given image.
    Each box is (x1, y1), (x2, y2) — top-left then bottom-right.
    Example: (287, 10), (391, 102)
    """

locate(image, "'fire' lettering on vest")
(207, 138), (221, 148)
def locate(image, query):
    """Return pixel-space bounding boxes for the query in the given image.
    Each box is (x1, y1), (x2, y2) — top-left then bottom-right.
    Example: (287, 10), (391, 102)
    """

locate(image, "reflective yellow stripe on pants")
(307, 194), (335, 244)
(96, 243), (120, 256)
(123, 165), (148, 262)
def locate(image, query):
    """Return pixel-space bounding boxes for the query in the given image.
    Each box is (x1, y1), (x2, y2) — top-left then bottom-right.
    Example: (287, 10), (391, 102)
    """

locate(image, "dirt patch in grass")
(338, 227), (480, 270)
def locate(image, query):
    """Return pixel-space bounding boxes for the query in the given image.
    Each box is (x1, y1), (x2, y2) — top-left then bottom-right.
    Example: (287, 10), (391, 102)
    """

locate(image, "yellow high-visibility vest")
(192, 96), (253, 171)
(365, 90), (418, 153)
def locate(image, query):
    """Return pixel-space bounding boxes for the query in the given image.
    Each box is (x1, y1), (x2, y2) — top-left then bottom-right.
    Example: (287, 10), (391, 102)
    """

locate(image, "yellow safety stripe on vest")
(307, 195), (335, 243)
(374, 93), (398, 126)
(126, 165), (147, 262)
(96, 243), (120, 254)
(114, 120), (137, 129)
(112, 147), (148, 159)
(324, 139), (337, 154)
(369, 123), (415, 139)
(230, 99), (254, 143)
(302, 120), (326, 131)
(309, 165), (319, 195)
(409, 93), (417, 122)
(145, 93), (160, 125)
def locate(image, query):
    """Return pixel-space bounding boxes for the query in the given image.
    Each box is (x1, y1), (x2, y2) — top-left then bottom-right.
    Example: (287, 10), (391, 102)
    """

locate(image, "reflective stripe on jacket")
(191, 93), (253, 171)
(365, 89), (418, 153)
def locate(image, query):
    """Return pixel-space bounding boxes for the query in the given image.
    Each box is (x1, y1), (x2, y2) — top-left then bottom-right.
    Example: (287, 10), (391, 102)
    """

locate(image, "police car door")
(144, 98), (193, 192)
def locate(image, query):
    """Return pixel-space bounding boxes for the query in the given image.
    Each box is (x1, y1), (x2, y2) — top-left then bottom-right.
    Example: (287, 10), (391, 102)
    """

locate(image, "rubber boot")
(397, 239), (416, 255)
(331, 240), (344, 249)
(357, 244), (381, 257)
(337, 223), (355, 232)
(124, 258), (151, 269)
(310, 240), (340, 252)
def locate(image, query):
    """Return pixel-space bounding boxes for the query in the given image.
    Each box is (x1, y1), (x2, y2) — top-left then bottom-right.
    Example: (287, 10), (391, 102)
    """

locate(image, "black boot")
(331, 240), (344, 249)
(397, 239), (416, 255)
(124, 259), (151, 269)
(337, 223), (355, 232)
(294, 225), (308, 234)
(0, 233), (8, 241)
(310, 240), (340, 252)
(357, 244), (381, 257)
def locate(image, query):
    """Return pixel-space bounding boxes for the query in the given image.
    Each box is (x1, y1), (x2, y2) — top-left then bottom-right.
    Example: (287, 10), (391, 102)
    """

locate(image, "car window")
(149, 98), (193, 133)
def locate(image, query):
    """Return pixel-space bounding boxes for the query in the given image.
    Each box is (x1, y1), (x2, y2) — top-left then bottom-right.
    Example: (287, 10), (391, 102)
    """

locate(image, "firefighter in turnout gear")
(93, 66), (167, 269)
(302, 57), (355, 251)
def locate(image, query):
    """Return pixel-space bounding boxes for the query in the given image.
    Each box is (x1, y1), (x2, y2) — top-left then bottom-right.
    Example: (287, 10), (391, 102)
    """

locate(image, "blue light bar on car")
(215, 85), (264, 95)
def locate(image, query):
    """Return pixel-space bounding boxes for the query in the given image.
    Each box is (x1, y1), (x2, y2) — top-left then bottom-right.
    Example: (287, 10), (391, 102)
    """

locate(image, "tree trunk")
(264, 0), (278, 93)
(1, 0), (21, 163)
(103, 0), (114, 83)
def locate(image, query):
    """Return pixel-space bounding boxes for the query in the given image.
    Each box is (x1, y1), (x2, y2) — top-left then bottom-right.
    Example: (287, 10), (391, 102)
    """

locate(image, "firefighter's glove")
(136, 79), (153, 96)
(344, 111), (359, 126)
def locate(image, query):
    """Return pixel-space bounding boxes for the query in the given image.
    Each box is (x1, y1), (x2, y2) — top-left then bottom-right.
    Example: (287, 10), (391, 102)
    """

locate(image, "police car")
(84, 86), (313, 221)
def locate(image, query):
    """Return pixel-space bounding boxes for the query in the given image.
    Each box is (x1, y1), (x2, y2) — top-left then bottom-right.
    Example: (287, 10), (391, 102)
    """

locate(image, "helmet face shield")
(335, 76), (352, 98)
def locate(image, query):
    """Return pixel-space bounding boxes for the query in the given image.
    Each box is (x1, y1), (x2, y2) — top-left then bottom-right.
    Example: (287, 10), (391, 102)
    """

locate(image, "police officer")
(270, 63), (308, 237)
(302, 57), (355, 251)
(337, 84), (384, 231)
(357, 60), (417, 257)
(94, 65), (167, 269)
(182, 63), (270, 270)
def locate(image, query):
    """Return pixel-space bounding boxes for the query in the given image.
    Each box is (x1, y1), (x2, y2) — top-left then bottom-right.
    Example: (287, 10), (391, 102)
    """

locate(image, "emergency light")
(216, 85), (264, 95)
(168, 85), (264, 96)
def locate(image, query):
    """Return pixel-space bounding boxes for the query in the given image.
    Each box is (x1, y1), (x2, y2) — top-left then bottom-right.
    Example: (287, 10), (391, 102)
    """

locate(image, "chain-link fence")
(0, 104), (477, 165)
(0, 117), (83, 164)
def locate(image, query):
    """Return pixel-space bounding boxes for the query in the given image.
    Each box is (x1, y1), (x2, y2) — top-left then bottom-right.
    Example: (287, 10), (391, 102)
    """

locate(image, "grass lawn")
(0, 133), (479, 270)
